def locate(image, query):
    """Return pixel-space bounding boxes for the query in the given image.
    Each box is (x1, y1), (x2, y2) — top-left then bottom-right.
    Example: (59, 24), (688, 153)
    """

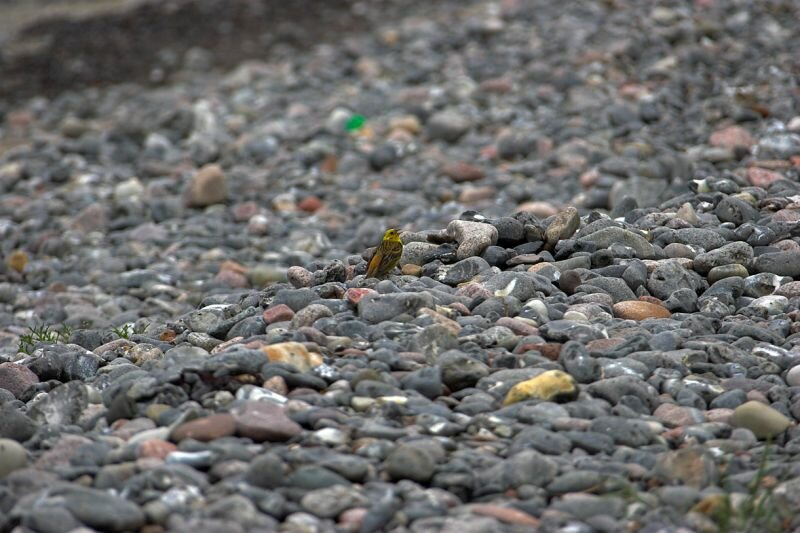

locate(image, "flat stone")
(654, 403), (706, 427)
(358, 292), (435, 324)
(469, 504), (540, 527)
(230, 400), (302, 442)
(301, 484), (369, 519)
(133, 434), (176, 459)
(56, 486), (146, 532)
(578, 227), (655, 258)
(710, 125), (754, 150)
(442, 161), (485, 182)
(262, 304), (294, 324)
(170, 413), (236, 442)
(747, 167), (783, 188)
(613, 300), (671, 320)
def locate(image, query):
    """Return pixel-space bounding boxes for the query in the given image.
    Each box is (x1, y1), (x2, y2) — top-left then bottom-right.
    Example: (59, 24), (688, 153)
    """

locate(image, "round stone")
(786, 365), (800, 387)
(384, 444), (435, 483)
(731, 401), (791, 440)
(0, 438), (27, 478)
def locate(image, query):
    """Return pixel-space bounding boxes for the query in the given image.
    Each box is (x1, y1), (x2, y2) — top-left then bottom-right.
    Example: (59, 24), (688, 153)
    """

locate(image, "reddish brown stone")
(705, 408), (734, 424)
(442, 161), (485, 182)
(747, 167), (783, 188)
(514, 201), (558, 218)
(478, 78), (513, 94)
(506, 254), (544, 266)
(184, 164), (227, 208)
(339, 507), (368, 530)
(449, 302), (471, 316)
(496, 317), (538, 336)
(0, 362), (39, 398)
(320, 154), (338, 174)
(773, 208), (800, 222)
(515, 342), (562, 360)
(170, 414), (236, 442)
(111, 418), (156, 440)
(214, 269), (248, 288)
(345, 288), (376, 305)
(262, 304), (295, 324)
(654, 403), (706, 427)
(298, 196), (323, 213)
(138, 439), (177, 460)
(35, 435), (92, 468)
(613, 300), (671, 320)
(470, 504), (540, 527)
(263, 375), (289, 395)
(459, 186), (497, 204)
(579, 168), (600, 189)
(776, 281), (800, 298)
(586, 337), (626, 354)
(232, 201), (259, 222)
(638, 295), (666, 306)
(231, 401), (302, 442)
(746, 390), (769, 403)
(709, 125), (754, 150)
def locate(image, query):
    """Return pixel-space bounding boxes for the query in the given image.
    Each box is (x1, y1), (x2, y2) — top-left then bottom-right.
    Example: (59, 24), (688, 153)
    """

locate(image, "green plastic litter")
(345, 114), (366, 131)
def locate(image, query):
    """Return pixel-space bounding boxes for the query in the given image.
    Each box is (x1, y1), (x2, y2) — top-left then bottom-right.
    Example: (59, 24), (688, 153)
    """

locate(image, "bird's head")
(383, 228), (402, 241)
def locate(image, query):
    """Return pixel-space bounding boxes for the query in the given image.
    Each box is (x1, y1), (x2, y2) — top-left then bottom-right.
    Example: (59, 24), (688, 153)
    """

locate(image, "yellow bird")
(366, 229), (403, 279)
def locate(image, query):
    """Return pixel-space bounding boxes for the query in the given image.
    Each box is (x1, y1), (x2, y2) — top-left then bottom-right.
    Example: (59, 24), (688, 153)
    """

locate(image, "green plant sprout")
(17, 324), (73, 354)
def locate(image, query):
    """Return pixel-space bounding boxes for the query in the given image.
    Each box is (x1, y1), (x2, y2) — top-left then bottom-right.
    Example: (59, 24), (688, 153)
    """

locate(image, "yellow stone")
(6, 250), (28, 273)
(389, 115), (421, 134)
(503, 370), (579, 406)
(731, 400), (791, 439)
(401, 264), (422, 277)
(691, 493), (729, 517)
(145, 403), (172, 422)
(261, 342), (323, 372)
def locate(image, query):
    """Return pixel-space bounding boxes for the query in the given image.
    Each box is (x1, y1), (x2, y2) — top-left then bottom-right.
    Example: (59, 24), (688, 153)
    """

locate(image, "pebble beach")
(1, 0), (800, 531)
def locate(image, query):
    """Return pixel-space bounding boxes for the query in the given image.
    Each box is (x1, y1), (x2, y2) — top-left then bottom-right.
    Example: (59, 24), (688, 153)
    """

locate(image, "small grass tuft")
(111, 323), (146, 340)
(17, 324), (73, 354)
(710, 442), (787, 533)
